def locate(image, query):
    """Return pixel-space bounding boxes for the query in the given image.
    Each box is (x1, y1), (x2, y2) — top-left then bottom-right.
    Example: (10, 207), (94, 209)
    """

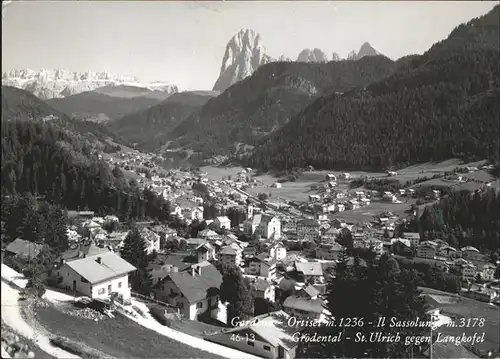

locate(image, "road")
(1, 280), (80, 359)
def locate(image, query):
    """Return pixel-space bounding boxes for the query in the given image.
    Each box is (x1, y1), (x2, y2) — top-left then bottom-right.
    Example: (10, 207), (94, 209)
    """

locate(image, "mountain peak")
(297, 48), (328, 63)
(347, 42), (382, 61)
(212, 29), (272, 92)
(2, 68), (178, 99)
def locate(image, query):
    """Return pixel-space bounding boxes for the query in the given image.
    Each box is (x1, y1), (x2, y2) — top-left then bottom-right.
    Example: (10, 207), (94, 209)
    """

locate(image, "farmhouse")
(5, 238), (44, 261)
(214, 216), (231, 231)
(154, 263), (224, 321)
(460, 246), (483, 262)
(55, 251), (136, 300)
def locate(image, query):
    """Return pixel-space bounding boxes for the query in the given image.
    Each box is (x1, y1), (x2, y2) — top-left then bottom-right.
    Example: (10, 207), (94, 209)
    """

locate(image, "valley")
(2, 3), (500, 359)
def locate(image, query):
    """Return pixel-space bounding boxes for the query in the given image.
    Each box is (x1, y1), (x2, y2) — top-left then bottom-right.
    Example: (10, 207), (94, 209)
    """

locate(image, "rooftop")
(66, 252), (136, 285)
(283, 295), (323, 314)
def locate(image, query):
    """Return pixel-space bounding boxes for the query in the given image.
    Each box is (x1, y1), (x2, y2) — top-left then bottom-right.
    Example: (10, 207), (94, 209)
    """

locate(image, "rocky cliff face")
(347, 42), (381, 61)
(332, 52), (341, 61)
(2, 69), (178, 99)
(297, 48), (329, 63)
(212, 29), (273, 93)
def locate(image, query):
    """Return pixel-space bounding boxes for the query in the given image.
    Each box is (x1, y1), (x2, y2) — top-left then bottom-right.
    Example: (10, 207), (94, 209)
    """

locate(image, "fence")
(130, 291), (180, 313)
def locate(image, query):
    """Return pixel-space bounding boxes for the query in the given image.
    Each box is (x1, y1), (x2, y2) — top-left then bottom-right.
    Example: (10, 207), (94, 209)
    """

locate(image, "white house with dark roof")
(215, 216), (231, 231)
(153, 263), (225, 322)
(196, 242), (216, 263)
(219, 244), (243, 267)
(205, 311), (297, 359)
(268, 243), (286, 261)
(251, 278), (276, 303)
(55, 251), (136, 299)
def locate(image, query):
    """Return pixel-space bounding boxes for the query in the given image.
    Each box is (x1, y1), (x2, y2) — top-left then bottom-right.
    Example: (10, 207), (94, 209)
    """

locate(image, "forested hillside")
(1, 120), (171, 222)
(168, 56), (396, 156)
(107, 91), (216, 152)
(419, 188), (500, 253)
(248, 5), (500, 171)
(2, 86), (132, 151)
(47, 91), (161, 121)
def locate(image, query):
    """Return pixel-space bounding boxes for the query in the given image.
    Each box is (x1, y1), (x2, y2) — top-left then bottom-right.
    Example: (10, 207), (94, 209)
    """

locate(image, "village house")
(153, 263), (225, 322)
(438, 245), (458, 259)
(336, 203), (345, 212)
(54, 251), (136, 300)
(251, 278), (276, 303)
(205, 311), (297, 359)
(326, 174), (337, 181)
(218, 244), (244, 267)
(417, 241), (438, 259)
(246, 254), (277, 280)
(297, 219), (321, 241)
(296, 285), (320, 300)
(315, 243), (343, 261)
(465, 287), (499, 303)
(481, 263), (496, 281)
(461, 263), (477, 280)
(268, 243), (287, 261)
(401, 232), (421, 247)
(283, 295), (324, 321)
(382, 192), (398, 203)
(271, 182), (282, 188)
(214, 216), (231, 231)
(461, 246), (483, 262)
(196, 242), (216, 263)
(198, 229), (219, 240)
(294, 262), (324, 284)
(5, 238), (45, 261)
(321, 226), (339, 243)
(243, 246), (257, 259)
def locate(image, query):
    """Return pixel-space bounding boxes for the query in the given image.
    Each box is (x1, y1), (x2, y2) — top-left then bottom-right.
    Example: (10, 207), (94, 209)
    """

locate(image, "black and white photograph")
(1, 1), (499, 358)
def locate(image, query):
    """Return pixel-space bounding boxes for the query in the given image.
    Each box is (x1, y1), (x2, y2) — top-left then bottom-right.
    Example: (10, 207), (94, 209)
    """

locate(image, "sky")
(2, 1), (498, 91)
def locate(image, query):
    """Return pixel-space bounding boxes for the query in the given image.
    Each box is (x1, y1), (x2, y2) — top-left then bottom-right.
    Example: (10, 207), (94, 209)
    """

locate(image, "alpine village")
(1, 3), (500, 359)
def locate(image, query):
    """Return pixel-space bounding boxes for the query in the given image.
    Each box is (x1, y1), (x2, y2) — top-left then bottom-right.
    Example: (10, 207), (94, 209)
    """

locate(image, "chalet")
(198, 229), (219, 239)
(268, 243), (287, 261)
(205, 311), (297, 359)
(297, 219), (321, 241)
(251, 278), (276, 303)
(196, 242), (216, 263)
(219, 244), (243, 267)
(153, 263), (224, 321)
(315, 243), (343, 261)
(294, 262), (324, 284)
(214, 216), (231, 231)
(346, 199), (360, 210)
(247, 254), (277, 280)
(417, 242), (438, 259)
(326, 174), (337, 181)
(461, 246), (483, 262)
(186, 238), (207, 251)
(55, 251), (135, 300)
(283, 295), (324, 320)
(243, 246), (257, 259)
(481, 263), (496, 281)
(387, 171), (398, 177)
(271, 182), (282, 188)
(297, 285), (320, 300)
(5, 238), (44, 261)
(340, 173), (350, 179)
(401, 232), (420, 247)
(438, 245), (458, 259)
(336, 203), (345, 212)
(308, 194), (320, 202)
(461, 263), (477, 280)
(321, 227), (339, 243)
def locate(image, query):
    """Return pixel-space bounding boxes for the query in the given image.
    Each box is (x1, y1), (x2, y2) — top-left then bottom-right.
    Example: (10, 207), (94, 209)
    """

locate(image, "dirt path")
(1, 281), (80, 359)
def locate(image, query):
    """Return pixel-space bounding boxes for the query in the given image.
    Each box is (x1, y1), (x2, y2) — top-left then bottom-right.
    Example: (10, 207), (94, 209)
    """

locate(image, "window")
(263, 345), (270, 351)
(80, 276), (88, 283)
(108, 284), (112, 293)
(247, 341), (254, 347)
(98, 288), (105, 295)
(118, 282), (122, 288)
(197, 302), (203, 308)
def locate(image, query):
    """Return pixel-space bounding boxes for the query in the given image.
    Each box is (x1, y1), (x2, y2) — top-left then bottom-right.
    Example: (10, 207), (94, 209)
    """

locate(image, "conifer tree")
(121, 227), (153, 296)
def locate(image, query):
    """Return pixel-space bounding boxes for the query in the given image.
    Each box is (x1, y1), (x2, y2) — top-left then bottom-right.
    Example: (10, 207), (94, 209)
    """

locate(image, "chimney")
(96, 257), (102, 264)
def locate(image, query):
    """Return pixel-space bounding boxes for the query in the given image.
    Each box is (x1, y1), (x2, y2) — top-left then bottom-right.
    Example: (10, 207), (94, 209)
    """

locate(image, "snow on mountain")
(212, 29), (273, 93)
(1, 69), (178, 100)
(297, 48), (329, 63)
(347, 42), (382, 61)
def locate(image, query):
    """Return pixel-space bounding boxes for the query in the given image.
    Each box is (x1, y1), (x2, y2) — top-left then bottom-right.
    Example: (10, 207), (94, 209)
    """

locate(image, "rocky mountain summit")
(297, 48), (329, 63)
(212, 29), (273, 93)
(347, 42), (381, 60)
(2, 69), (178, 99)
